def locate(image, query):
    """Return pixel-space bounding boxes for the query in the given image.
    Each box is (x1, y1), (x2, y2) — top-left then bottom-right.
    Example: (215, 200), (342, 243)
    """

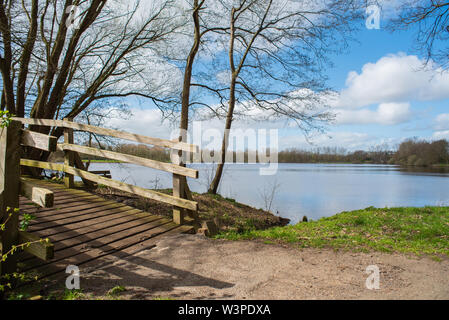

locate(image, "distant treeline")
(392, 139), (449, 167)
(278, 147), (394, 164)
(280, 139), (449, 166)
(50, 139), (449, 167)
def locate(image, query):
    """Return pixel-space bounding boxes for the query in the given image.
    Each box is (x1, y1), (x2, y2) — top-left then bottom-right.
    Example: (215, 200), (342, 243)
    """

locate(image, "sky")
(107, 3), (449, 152)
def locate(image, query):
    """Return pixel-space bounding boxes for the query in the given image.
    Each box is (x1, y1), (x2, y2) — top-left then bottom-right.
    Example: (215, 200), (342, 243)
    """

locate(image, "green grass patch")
(107, 285), (126, 297)
(217, 206), (449, 258)
(61, 289), (86, 300)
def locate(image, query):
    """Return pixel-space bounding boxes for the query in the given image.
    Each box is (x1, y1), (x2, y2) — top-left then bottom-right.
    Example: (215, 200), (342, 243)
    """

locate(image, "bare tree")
(203, 0), (362, 194)
(388, 1), (449, 68)
(258, 178), (281, 212)
(0, 0), (184, 162)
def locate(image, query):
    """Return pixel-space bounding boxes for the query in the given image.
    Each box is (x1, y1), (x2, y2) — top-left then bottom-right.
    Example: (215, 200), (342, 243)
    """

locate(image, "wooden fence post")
(0, 120), (22, 276)
(172, 148), (185, 225)
(63, 118), (74, 188)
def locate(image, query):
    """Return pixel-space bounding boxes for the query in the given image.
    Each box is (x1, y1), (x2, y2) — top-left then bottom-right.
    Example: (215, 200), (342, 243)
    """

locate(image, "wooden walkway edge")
(18, 179), (195, 282)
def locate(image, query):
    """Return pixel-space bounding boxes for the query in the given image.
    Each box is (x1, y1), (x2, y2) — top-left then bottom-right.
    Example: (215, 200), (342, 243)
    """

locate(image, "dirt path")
(76, 234), (449, 300)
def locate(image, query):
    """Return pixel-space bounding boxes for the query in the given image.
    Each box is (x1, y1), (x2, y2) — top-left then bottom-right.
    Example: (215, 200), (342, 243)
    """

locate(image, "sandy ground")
(73, 234), (449, 300)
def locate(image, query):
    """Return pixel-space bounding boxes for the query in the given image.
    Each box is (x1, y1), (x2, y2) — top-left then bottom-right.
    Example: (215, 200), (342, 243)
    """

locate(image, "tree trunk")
(208, 8), (237, 195)
(177, 0), (202, 198)
(208, 78), (236, 194)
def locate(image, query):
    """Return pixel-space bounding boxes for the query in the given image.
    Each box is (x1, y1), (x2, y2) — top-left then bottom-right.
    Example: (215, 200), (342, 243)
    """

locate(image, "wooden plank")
(63, 118), (74, 188)
(26, 201), (127, 221)
(173, 174), (185, 225)
(21, 193), (98, 211)
(20, 130), (57, 152)
(20, 178), (54, 208)
(20, 159), (65, 171)
(0, 121), (22, 276)
(12, 117), (199, 153)
(22, 219), (175, 272)
(29, 207), (143, 231)
(29, 212), (163, 245)
(20, 160), (198, 210)
(20, 215), (164, 265)
(50, 217), (167, 252)
(172, 150), (185, 224)
(21, 194), (125, 215)
(58, 143), (199, 178)
(63, 167), (198, 211)
(20, 192), (126, 215)
(18, 231), (54, 261)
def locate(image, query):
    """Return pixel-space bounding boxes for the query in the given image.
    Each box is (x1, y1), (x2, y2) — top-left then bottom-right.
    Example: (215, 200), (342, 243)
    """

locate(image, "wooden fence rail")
(12, 117), (198, 153)
(56, 143), (198, 178)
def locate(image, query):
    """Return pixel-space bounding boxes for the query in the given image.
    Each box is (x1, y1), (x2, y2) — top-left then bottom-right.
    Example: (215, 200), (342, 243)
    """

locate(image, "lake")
(86, 162), (449, 224)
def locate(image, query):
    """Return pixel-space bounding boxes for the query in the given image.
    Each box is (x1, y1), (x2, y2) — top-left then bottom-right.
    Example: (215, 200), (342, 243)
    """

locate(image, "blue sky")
(110, 7), (449, 152)
(277, 20), (449, 151)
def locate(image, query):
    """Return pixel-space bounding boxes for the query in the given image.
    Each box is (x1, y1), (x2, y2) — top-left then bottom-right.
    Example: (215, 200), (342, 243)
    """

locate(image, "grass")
(107, 285), (126, 297)
(217, 206), (449, 258)
(61, 289), (86, 300)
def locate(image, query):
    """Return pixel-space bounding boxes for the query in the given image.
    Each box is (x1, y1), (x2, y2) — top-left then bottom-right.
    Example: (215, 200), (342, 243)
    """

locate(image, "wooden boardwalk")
(17, 179), (194, 281)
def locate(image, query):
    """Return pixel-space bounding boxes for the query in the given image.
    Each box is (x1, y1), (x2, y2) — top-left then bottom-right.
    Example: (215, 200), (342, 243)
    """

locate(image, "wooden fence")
(0, 118), (199, 276)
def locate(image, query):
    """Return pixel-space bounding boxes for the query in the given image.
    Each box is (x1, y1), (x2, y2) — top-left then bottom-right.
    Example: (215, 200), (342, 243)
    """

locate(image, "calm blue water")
(86, 163), (449, 224)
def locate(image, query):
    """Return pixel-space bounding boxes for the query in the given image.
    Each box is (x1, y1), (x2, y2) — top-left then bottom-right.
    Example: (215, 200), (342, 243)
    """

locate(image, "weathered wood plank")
(18, 231), (54, 261)
(30, 207), (143, 231)
(20, 160), (198, 211)
(20, 192), (127, 215)
(26, 201), (127, 221)
(21, 130), (57, 152)
(12, 117), (199, 153)
(172, 174), (185, 225)
(20, 178), (54, 208)
(172, 150), (185, 224)
(23, 220), (180, 274)
(63, 118), (74, 188)
(58, 143), (199, 178)
(0, 121), (22, 276)
(29, 211), (163, 244)
(50, 217), (168, 252)
(20, 191), (98, 208)
(20, 159), (65, 171)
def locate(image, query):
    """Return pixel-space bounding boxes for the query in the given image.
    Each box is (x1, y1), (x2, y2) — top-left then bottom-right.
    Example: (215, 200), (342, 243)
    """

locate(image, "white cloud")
(106, 108), (176, 139)
(335, 102), (411, 125)
(432, 130), (449, 140)
(334, 53), (449, 108)
(434, 113), (449, 131)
